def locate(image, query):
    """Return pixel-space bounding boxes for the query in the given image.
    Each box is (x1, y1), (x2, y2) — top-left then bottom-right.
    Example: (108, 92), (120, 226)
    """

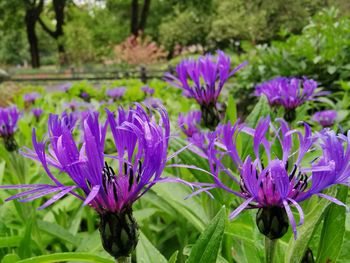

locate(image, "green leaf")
(224, 95), (237, 124)
(16, 253), (113, 263)
(0, 161), (5, 185)
(186, 206), (226, 263)
(0, 236), (22, 248)
(168, 251), (179, 263)
(241, 96), (270, 159)
(134, 208), (159, 223)
(316, 186), (348, 263)
(327, 65), (337, 75)
(136, 232), (167, 263)
(151, 183), (208, 231)
(18, 219), (33, 259)
(244, 95), (270, 128)
(37, 220), (80, 246)
(1, 254), (21, 263)
(285, 189), (335, 263)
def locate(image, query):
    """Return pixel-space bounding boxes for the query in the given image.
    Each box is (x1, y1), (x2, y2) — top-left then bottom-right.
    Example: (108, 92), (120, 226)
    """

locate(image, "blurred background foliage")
(0, 0), (349, 67)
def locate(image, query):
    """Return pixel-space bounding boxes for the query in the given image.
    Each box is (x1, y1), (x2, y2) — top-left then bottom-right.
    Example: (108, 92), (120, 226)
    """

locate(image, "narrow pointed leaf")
(186, 206), (226, 263)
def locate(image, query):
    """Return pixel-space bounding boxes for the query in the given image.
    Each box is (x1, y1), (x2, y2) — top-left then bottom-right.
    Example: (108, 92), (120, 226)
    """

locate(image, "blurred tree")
(64, 7), (96, 65)
(158, 0), (212, 55)
(0, 0), (29, 66)
(130, 0), (151, 35)
(38, 0), (67, 65)
(209, 0), (325, 47)
(24, 0), (44, 68)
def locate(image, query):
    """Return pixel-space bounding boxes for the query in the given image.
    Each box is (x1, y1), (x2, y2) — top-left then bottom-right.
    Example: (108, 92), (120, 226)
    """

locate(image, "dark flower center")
(240, 164), (308, 206)
(100, 161), (142, 201)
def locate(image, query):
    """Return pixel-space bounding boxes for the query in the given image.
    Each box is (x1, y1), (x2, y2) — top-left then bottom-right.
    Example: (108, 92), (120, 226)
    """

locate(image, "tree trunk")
(138, 0), (151, 32)
(25, 9), (40, 68)
(24, 0), (44, 68)
(53, 0), (66, 65)
(131, 0), (139, 35)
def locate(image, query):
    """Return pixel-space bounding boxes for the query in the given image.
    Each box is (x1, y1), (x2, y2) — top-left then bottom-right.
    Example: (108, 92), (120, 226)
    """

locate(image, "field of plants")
(1, 4), (350, 263)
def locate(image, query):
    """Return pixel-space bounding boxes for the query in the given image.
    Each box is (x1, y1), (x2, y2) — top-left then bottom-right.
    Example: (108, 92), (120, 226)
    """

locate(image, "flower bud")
(3, 135), (18, 152)
(201, 104), (220, 130)
(256, 206), (289, 239)
(99, 208), (139, 259)
(301, 248), (315, 263)
(284, 109), (296, 122)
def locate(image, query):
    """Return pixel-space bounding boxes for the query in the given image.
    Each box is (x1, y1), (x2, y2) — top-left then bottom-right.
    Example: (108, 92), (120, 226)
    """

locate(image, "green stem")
(116, 257), (131, 263)
(265, 237), (277, 263)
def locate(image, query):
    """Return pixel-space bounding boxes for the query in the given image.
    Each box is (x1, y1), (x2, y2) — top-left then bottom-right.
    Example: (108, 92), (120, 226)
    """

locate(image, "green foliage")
(186, 207), (226, 263)
(159, 8), (211, 49)
(316, 185), (348, 262)
(233, 8), (350, 117)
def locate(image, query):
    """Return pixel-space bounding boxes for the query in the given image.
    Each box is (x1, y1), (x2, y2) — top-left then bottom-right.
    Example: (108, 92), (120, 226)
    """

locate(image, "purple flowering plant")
(255, 77), (327, 122)
(0, 104), (178, 259)
(188, 116), (349, 241)
(23, 92), (41, 104)
(141, 86), (154, 96)
(0, 106), (20, 151)
(31, 108), (43, 121)
(106, 87), (126, 100)
(165, 50), (247, 130)
(312, 110), (337, 128)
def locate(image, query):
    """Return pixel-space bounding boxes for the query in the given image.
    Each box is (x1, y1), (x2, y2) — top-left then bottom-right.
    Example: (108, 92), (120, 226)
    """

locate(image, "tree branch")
(38, 17), (57, 38)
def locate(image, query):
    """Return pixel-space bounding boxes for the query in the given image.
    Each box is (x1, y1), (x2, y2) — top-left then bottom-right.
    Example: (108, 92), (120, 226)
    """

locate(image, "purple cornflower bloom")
(165, 50), (247, 129)
(141, 86), (154, 96)
(178, 111), (209, 154)
(63, 100), (89, 112)
(80, 91), (90, 102)
(0, 106), (20, 137)
(106, 87), (126, 100)
(0, 106), (20, 151)
(3, 106), (171, 207)
(32, 108), (43, 121)
(255, 77), (326, 121)
(143, 97), (162, 108)
(312, 110), (337, 128)
(198, 117), (349, 239)
(24, 92), (40, 104)
(60, 111), (78, 130)
(58, 82), (72, 92)
(0, 105), (171, 258)
(178, 111), (201, 138)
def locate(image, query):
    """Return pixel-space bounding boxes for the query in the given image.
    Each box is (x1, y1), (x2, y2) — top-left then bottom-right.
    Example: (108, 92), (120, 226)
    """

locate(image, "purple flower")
(143, 97), (162, 108)
(312, 110), (337, 127)
(178, 111), (201, 138)
(60, 111), (78, 130)
(199, 117), (349, 239)
(165, 51), (246, 106)
(255, 77), (326, 110)
(141, 86), (154, 96)
(0, 106), (20, 151)
(24, 92), (41, 104)
(0, 105), (175, 258)
(106, 87), (126, 100)
(32, 108), (43, 120)
(0, 106), (20, 138)
(3, 105), (170, 211)
(64, 100), (89, 112)
(165, 50), (246, 129)
(59, 82), (72, 92)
